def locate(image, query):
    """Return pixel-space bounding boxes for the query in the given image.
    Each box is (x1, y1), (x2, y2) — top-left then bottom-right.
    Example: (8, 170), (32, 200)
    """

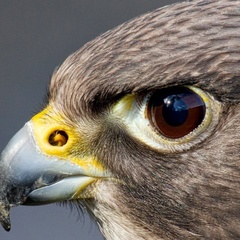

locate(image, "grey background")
(0, 1), (182, 239)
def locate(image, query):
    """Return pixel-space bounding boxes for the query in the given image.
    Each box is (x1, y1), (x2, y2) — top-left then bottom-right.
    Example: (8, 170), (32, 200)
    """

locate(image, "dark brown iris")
(147, 87), (206, 139)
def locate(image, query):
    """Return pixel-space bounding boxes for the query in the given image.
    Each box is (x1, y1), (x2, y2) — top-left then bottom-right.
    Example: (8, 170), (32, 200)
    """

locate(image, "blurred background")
(0, 1), (182, 239)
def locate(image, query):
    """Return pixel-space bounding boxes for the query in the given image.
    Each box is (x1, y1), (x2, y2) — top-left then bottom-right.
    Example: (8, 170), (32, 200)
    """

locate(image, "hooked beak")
(0, 108), (109, 231)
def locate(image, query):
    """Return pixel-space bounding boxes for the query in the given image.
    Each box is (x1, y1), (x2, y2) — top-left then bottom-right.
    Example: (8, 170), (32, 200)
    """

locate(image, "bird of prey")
(0, 0), (240, 239)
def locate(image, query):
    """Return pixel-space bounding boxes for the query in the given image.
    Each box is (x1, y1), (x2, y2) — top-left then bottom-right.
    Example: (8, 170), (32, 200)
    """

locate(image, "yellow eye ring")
(111, 86), (221, 153)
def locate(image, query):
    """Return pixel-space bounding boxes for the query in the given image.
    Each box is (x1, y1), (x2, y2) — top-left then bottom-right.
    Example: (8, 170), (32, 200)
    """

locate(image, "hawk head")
(1, 0), (240, 239)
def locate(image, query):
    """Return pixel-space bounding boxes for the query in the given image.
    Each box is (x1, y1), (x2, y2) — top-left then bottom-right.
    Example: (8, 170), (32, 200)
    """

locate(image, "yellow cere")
(31, 106), (105, 174)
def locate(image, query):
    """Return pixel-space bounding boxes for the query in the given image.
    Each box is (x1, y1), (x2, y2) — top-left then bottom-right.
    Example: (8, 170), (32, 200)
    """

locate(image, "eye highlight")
(147, 87), (206, 139)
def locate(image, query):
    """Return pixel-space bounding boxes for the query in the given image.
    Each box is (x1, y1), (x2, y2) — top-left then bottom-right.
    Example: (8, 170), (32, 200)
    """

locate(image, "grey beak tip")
(0, 202), (11, 232)
(3, 223), (11, 232)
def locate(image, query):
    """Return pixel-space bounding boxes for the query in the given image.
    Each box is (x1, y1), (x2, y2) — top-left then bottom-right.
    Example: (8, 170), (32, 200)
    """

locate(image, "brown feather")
(46, 0), (240, 239)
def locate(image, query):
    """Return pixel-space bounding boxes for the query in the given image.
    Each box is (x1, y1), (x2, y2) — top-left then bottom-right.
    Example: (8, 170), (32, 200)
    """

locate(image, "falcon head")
(1, 0), (240, 239)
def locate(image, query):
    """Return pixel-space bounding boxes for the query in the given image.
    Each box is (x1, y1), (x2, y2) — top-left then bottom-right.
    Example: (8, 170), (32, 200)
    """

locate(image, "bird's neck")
(93, 204), (146, 240)
(85, 181), (160, 240)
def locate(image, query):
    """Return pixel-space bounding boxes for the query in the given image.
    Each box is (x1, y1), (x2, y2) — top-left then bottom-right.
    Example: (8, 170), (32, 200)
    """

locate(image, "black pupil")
(147, 87), (206, 139)
(162, 95), (188, 127)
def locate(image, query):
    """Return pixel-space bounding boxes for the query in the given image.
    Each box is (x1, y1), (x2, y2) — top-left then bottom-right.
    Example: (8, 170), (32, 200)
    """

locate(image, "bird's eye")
(147, 87), (206, 139)
(112, 85), (221, 152)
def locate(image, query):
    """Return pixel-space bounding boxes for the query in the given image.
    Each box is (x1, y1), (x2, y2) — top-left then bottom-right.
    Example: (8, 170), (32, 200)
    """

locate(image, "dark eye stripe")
(147, 87), (206, 139)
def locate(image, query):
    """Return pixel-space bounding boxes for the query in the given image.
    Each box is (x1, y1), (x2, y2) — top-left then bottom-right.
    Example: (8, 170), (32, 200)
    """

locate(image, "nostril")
(49, 131), (68, 147)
